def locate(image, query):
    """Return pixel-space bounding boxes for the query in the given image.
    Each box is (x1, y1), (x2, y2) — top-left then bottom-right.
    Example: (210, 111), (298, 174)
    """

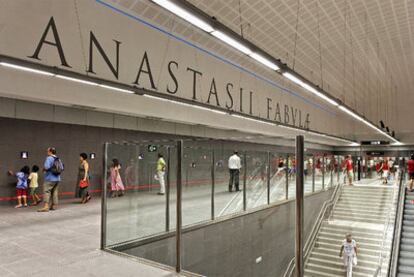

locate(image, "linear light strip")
(151, 0), (214, 33)
(0, 62), (54, 76)
(0, 60), (357, 145)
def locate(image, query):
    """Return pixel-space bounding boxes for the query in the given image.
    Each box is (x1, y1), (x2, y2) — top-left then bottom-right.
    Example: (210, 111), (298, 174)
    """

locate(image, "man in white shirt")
(228, 151), (242, 192)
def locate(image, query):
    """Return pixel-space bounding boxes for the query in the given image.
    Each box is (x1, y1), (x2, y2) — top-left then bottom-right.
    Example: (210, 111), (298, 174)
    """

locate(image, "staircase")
(397, 190), (414, 276)
(305, 184), (397, 277)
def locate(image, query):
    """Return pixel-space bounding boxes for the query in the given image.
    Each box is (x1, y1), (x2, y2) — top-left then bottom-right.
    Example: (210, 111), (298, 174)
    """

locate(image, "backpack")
(50, 157), (64, 176)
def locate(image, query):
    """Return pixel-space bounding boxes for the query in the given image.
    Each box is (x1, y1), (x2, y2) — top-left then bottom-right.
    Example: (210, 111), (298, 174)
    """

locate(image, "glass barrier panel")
(182, 147), (212, 227)
(269, 153), (287, 203)
(324, 155), (335, 188)
(105, 143), (172, 246)
(214, 149), (243, 217)
(245, 151), (268, 209)
(314, 154), (323, 191)
(338, 155), (346, 185)
(287, 155), (296, 199)
(304, 154), (313, 194)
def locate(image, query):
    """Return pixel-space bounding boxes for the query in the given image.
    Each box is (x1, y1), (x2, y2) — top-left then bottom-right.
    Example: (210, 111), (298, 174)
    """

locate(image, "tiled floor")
(0, 198), (181, 277)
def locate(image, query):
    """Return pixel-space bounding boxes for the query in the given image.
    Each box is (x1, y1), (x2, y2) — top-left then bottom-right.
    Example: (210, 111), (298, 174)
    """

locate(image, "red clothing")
(408, 159), (414, 173)
(382, 162), (389, 171)
(16, 188), (27, 197)
(346, 159), (353, 171)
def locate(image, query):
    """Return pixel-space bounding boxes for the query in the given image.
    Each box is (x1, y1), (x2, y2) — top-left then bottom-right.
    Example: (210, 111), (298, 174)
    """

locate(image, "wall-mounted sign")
(148, 145), (158, 152)
(366, 151), (385, 156)
(20, 151), (28, 159)
(361, 141), (390, 145)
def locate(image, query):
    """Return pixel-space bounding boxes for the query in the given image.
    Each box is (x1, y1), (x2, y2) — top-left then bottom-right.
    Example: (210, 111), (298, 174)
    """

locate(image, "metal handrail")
(374, 169), (405, 277)
(387, 170), (406, 277)
(283, 183), (343, 277)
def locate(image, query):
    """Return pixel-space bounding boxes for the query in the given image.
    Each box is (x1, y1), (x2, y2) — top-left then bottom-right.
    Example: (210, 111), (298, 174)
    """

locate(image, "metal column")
(267, 152), (271, 204)
(322, 155), (325, 190)
(211, 150), (215, 220)
(176, 140), (183, 273)
(166, 146), (171, 232)
(286, 154), (289, 200)
(243, 153), (247, 211)
(357, 158), (361, 181)
(100, 143), (108, 250)
(295, 136), (304, 277)
(312, 155), (315, 193)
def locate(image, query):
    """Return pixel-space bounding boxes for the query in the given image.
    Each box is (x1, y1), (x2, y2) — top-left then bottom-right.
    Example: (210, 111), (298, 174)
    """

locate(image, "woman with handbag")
(77, 153), (91, 204)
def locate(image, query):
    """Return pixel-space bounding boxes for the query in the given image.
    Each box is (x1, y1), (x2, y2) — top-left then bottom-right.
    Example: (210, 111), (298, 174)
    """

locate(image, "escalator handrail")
(387, 169), (406, 277)
(282, 182), (343, 277)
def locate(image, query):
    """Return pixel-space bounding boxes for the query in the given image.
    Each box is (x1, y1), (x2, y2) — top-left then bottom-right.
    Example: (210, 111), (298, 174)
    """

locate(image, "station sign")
(366, 151), (385, 156)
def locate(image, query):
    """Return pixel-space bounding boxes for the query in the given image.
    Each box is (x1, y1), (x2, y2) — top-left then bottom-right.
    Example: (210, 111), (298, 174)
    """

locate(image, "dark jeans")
(229, 169), (240, 191)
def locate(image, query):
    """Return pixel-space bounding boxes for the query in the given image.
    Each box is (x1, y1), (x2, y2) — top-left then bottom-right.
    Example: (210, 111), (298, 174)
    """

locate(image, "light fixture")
(99, 84), (135, 94)
(301, 83), (339, 106)
(283, 72), (303, 85)
(0, 62), (54, 76)
(211, 31), (252, 55)
(249, 53), (279, 71)
(283, 72), (338, 106)
(339, 105), (399, 143)
(151, 0), (214, 33)
(56, 75), (98, 86)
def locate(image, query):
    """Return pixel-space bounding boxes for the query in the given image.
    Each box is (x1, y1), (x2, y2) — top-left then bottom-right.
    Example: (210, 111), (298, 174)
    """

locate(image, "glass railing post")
(176, 140), (183, 273)
(211, 150), (215, 220)
(267, 151), (271, 205)
(312, 155), (315, 193)
(100, 142), (108, 250)
(166, 146), (171, 232)
(285, 154), (289, 200)
(322, 155), (325, 190)
(337, 156), (341, 184)
(243, 152), (247, 211)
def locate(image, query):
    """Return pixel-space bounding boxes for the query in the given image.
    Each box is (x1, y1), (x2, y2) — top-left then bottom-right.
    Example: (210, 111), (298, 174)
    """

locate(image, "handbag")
(79, 179), (89, 188)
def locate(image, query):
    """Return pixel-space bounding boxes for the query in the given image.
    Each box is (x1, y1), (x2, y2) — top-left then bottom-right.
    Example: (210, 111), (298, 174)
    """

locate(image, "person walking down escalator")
(228, 151), (242, 192)
(407, 155), (414, 191)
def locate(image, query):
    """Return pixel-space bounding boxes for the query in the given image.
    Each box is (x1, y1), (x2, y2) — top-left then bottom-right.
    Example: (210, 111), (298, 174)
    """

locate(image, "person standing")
(408, 155), (414, 191)
(345, 155), (354, 186)
(38, 147), (64, 212)
(110, 159), (125, 197)
(28, 165), (41, 206)
(156, 154), (166, 195)
(77, 153), (91, 204)
(8, 166), (30, 208)
(228, 151), (242, 192)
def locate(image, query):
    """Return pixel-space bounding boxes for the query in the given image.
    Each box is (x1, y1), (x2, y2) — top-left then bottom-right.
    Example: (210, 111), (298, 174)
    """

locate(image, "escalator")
(388, 171), (414, 277)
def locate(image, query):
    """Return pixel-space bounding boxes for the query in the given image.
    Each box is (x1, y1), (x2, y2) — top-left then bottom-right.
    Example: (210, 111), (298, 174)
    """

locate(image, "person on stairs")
(339, 233), (358, 277)
(345, 155), (354, 186)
